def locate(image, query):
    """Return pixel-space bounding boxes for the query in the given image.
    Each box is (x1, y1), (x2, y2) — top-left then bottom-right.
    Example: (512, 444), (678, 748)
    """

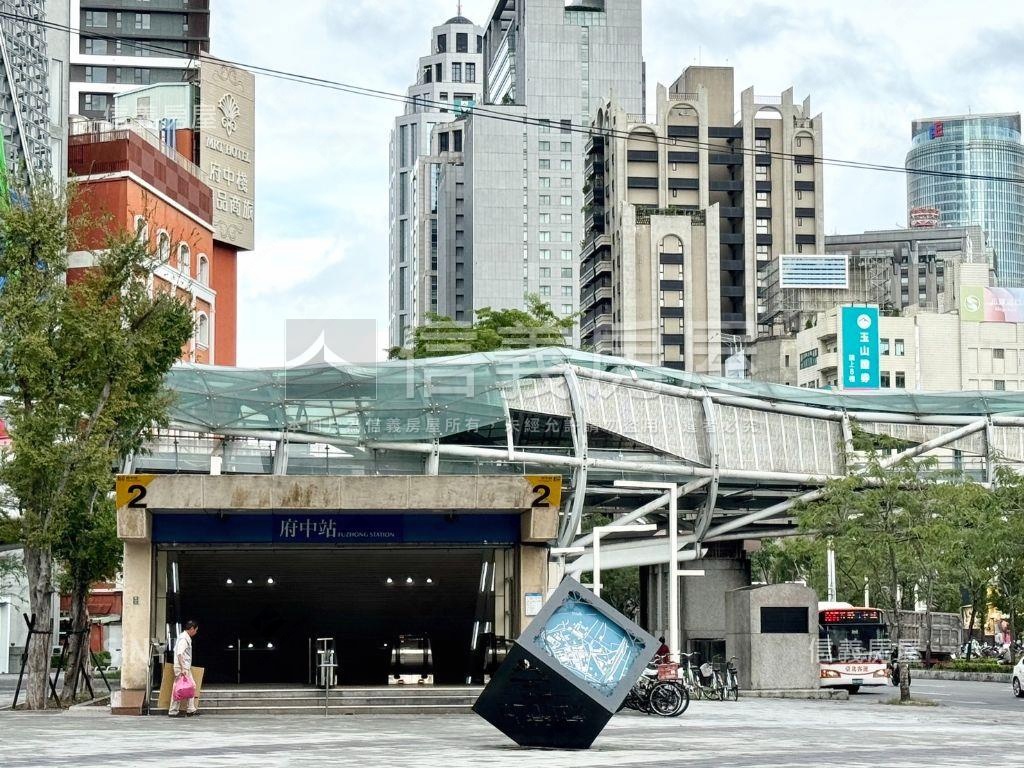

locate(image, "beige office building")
(580, 66), (824, 374)
(765, 263), (1024, 391)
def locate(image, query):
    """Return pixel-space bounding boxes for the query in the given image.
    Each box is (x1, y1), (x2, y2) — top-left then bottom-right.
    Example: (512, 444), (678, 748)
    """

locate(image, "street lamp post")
(591, 523), (656, 598)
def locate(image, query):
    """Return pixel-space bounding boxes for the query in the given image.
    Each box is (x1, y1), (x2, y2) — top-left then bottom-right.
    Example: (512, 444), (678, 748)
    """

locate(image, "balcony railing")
(635, 205), (706, 226)
(70, 116), (205, 182)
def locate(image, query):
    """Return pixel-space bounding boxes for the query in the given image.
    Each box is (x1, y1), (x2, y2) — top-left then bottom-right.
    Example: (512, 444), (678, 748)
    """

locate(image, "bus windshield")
(819, 622), (890, 662)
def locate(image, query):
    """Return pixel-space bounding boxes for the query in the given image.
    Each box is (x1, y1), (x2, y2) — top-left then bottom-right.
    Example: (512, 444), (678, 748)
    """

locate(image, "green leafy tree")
(991, 468), (1024, 663)
(750, 537), (829, 596)
(798, 452), (936, 702)
(393, 294), (576, 359)
(0, 181), (192, 709)
(928, 478), (1004, 660)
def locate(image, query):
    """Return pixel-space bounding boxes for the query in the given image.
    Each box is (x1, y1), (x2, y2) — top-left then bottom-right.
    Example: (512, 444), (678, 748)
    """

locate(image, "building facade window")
(540, 267), (551, 278)
(881, 372), (891, 388)
(539, 213), (550, 223)
(178, 243), (191, 275)
(84, 10), (107, 26)
(539, 177), (551, 188)
(756, 218), (770, 235)
(880, 338), (890, 355)
(894, 338), (905, 356)
(994, 348), (1005, 360)
(198, 255), (210, 286)
(436, 33), (447, 53)
(561, 267), (572, 278)
(456, 32), (468, 52)
(539, 159), (550, 170)
(157, 231), (170, 262)
(539, 249), (551, 260)
(539, 285), (551, 296)
(539, 140), (550, 151)
(135, 13), (150, 30)
(561, 286), (573, 297)
(561, 304), (573, 314)
(196, 313), (210, 348)
(561, 250), (573, 261)
(560, 231), (572, 242)
(995, 379), (1007, 390)
(451, 63), (462, 82)
(465, 63), (476, 83)
(895, 371), (906, 388)
(561, 141), (572, 152)
(539, 231), (551, 242)
(560, 195), (572, 206)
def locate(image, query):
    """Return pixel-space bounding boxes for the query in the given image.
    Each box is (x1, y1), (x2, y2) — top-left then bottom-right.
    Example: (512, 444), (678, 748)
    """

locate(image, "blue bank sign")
(840, 306), (880, 389)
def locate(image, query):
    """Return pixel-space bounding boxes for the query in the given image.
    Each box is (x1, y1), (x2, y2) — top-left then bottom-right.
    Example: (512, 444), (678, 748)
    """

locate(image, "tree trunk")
(899, 659), (911, 702)
(61, 581), (90, 705)
(22, 546), (54, 710)
(965, 601), (979, 661)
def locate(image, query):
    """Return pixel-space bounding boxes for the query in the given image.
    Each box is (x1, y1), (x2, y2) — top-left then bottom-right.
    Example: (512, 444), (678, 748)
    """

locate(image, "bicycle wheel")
(671, 683), (691, 716)
(715, 672), (725, 701)
(648, 681), (685, 717)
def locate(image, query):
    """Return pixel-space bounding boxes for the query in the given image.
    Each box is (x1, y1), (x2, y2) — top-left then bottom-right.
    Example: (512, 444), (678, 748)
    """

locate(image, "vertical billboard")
(199, 57), (256, 251)
(841, 306), (880, 389)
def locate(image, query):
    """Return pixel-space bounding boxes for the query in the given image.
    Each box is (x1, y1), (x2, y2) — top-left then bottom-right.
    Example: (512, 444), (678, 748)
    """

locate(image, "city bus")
(818, 602), (890, 692)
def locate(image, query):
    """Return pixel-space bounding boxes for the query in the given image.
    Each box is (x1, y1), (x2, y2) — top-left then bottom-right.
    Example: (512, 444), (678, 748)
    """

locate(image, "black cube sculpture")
(473, 576), (656, 749)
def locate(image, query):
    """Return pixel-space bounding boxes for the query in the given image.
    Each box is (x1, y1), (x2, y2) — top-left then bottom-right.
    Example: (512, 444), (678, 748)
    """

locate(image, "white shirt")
(173, 631), (193, 675)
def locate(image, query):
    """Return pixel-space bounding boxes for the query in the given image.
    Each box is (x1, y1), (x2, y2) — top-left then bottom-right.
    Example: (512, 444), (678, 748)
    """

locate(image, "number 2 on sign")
(532, 483), (552, 507)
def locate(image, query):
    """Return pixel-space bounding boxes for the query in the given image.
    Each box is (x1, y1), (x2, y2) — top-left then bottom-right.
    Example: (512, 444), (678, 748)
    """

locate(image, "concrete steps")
(151, 686), (483, 716)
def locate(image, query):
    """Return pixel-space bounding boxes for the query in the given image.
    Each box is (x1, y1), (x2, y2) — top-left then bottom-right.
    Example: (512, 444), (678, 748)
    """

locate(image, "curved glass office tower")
(906, 113), (1024, 286)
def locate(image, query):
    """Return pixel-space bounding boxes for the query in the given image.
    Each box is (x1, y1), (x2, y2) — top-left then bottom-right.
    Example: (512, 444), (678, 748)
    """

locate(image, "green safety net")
(164, 347), (1024, 443)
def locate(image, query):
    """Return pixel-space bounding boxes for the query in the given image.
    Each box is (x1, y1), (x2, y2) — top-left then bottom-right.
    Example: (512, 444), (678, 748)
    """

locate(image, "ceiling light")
(225, 578), (233, 585)
(246, 578), (253, 585)
(247, 643), (254, 649)
(385, 577), (394, 584)
(406, 577), (414, 584)
(426, 578), (433, 584)
(266, 577), (275, 585)
(267, 642), (274, 649)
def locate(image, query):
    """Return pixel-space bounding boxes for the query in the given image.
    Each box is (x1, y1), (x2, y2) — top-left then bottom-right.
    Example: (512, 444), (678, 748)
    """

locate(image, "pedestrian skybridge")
(150, 347), (1024, 572)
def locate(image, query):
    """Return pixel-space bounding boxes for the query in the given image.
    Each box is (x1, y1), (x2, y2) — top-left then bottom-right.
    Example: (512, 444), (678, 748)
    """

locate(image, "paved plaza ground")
(1, 688), (1021, 768)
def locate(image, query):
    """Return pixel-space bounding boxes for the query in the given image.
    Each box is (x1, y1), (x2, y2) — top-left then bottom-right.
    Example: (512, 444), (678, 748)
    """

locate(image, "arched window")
(156, 231), (171, 263)
(178, 243), (191, 275)
(133, 215), (148, 244)
(196, 312), (210, 348)
(197, 254), (210, 286)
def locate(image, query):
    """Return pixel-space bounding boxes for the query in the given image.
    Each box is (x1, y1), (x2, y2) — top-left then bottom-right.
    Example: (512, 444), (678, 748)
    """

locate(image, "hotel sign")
(199, 57), (256, 251)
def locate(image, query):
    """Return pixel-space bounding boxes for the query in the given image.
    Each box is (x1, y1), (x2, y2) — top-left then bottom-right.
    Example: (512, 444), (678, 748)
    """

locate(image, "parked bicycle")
(678, 651), (707, 700)
(721, 656), (740, 702)
(619, 663), (690, 717)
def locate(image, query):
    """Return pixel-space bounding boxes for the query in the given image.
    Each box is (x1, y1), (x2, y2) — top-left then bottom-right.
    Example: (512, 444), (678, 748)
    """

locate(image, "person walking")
(169, 620), (200, 717)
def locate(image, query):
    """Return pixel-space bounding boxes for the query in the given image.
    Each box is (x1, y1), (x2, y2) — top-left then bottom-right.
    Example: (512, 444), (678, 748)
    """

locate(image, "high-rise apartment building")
(389, 0), (645, 348)
(906, 113), (1024, 286)
(579, 66), (823, 373)
(389, 15), (484, 347)
(464, 0), (643, 337)
(71, 0), (210, 119)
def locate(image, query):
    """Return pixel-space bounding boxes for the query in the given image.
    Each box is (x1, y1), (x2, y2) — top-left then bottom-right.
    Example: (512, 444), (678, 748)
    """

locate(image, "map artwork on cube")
(472, 576), (656, 750)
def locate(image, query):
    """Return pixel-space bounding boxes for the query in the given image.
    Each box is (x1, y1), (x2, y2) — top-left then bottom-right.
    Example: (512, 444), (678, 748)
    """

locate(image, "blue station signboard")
(840, 305), (880, 390)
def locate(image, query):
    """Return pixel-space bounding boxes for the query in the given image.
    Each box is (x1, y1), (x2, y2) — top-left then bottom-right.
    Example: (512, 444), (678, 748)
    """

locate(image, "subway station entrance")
(166, 546), (513, 685)
(115, 474), (559, 713)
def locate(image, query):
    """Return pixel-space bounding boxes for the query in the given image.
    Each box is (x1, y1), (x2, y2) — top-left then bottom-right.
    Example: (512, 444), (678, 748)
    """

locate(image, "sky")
(213, 0), (1024, 367)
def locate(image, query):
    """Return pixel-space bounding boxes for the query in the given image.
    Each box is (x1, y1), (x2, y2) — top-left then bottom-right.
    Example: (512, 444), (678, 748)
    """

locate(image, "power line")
(7, 9), (1024, 187)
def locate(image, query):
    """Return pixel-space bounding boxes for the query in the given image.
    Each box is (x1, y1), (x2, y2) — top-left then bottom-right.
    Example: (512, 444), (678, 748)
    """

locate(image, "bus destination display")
(822, 609), (882, 624)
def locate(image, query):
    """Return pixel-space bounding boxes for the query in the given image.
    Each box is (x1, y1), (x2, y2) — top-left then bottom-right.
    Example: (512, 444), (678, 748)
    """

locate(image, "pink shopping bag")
(172, 674), (196, 702)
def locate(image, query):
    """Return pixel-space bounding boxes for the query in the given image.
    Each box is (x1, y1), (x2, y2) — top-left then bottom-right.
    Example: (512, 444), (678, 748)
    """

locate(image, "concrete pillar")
(117, 506), (153, 701)
(516, 545), (549, 636)
(677, 555), (750, 650)
(120, 540), (153, 693)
